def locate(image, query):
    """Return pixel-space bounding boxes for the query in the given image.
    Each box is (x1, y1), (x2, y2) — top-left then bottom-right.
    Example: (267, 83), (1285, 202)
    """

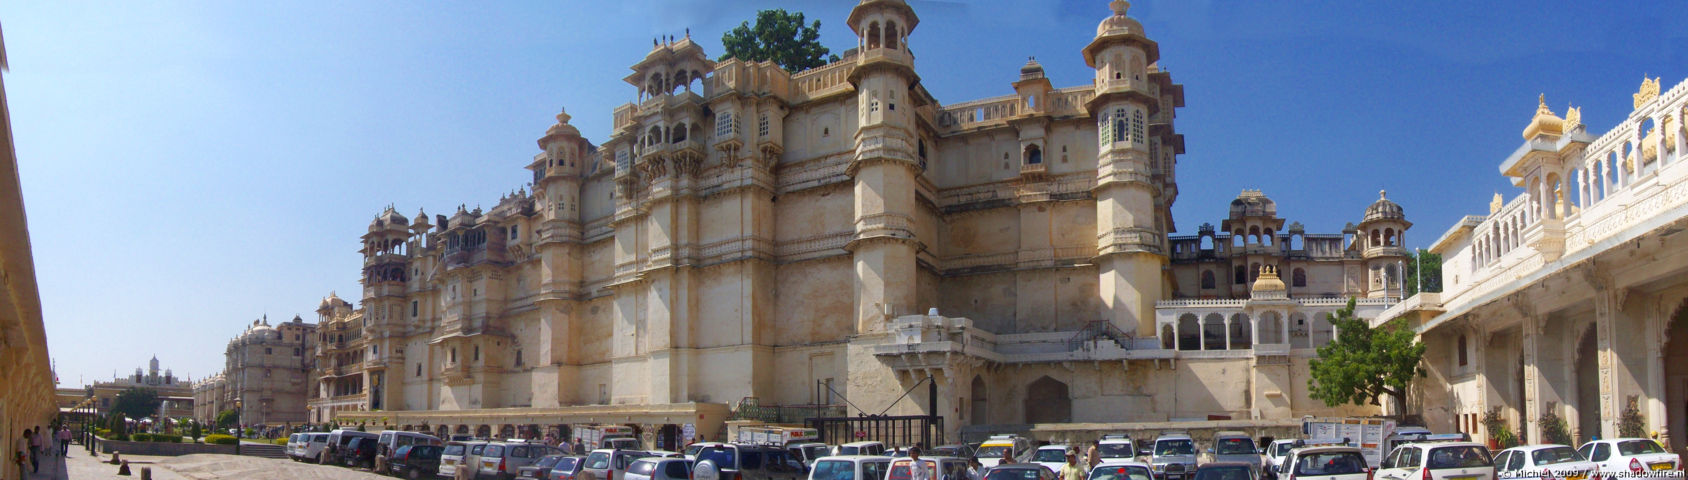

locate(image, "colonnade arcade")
(1156, 305), (1350, 352)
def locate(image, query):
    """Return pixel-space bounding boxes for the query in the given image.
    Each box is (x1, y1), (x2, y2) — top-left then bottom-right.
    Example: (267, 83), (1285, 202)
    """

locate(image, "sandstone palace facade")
(318, 1), (1397, 444)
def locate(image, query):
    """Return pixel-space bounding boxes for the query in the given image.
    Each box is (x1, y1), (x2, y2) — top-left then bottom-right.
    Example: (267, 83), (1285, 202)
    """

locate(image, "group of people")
(13, 426), (73, 475)
(537, 433), (589, 454)
(904, 441), (1111, 480)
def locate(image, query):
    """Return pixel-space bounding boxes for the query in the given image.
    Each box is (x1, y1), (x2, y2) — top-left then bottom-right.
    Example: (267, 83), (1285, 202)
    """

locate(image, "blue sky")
(3, 1), (1683, 389)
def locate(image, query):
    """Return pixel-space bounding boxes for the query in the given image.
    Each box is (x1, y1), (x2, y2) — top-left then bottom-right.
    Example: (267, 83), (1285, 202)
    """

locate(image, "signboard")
(683, 423), (696, 444)
(856, 430), (866, 439)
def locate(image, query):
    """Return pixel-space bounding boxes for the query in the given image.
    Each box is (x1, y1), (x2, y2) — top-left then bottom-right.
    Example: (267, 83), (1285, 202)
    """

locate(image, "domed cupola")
(1521, 94), (1565, 140)
(1083, 0), (1159, 69)
(1019, 58), (1045, 79)
(1363, 190), (1406, 222)
(1250, 265), (1288, 300)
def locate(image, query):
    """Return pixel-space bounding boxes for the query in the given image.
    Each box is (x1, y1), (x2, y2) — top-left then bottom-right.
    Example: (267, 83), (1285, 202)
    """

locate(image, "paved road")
(37, 445), (391, 480)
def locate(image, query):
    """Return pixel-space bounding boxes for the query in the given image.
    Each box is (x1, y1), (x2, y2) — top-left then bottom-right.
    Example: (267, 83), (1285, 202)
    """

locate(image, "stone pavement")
(28, 444), (388, 480)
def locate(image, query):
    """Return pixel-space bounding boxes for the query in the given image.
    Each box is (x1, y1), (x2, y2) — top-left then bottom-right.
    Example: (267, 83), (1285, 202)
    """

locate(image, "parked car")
(1280, 446), (1371, 480)
(1576, 438), (1680, 476)
(584, 448), (664, 480)
(287, 433), (306, 461)
(341, 436), (379, 468)
(790, 442), (834, 468)
(985, 463), (1056, 480)
(520, 455), (570, 480)
(835, 442), (889, 457)
(887, 457), (970, 480)
(1032, 445), (1073, 474)
(377, 430), (443, 460)
(808, 455), (893, 480)
(693, 443), (807, 480)
(546, 455), (587, 480)
(1192, 462), (1257, 480)
(1262, 440), (1299, 480)
(1098, 435), (1138, 462)
(1208, 432), (1263, 477)
(978, 435), (1034, 468)
(1494, 445), (1596, 480)
(324, 429), (378, 464)
(442, 441), (490, 479)
(1375, 442), (1493, 480)
(389, 444), (445, 480)
(482, 442), (566, 480)
(1151, 433), (1199, 480)
(299, 433), (331, 464)
(625, 457), (695, 480)
(1090, 461), (1156, 480)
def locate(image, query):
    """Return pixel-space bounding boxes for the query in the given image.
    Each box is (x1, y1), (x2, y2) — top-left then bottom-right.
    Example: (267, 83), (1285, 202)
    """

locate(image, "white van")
(378, 430), (443, 457)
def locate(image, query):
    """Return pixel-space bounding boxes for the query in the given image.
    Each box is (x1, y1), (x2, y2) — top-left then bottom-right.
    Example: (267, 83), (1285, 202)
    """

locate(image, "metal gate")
(806, 415), (944, 449)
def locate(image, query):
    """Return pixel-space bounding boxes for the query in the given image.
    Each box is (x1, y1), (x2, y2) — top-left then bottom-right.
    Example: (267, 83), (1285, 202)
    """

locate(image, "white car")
(1493, 445), (1595, 480)
(1376, 442), (1494, 480)
(1032, 445), (1073, 474)
(1263, 440), (1299, 479)
(1576, 438), (1679, 477)
(1281, 446), (1372, 480)
(1098, 435), (1138, 462)
(1089, 461), (1155, 480)
(808, 455), (893, 480)
(625, 457), (694, 480)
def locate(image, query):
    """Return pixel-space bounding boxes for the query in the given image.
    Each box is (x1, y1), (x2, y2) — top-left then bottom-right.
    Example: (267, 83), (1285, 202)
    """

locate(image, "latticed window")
(758, 115), (770, 138)
(1113, 108), (1127, 143)
(614, 149), (630, 174)
(1132, 109), (1145, 144)
(714, 112), (736, 141)
(1098, 114), (1112, 149)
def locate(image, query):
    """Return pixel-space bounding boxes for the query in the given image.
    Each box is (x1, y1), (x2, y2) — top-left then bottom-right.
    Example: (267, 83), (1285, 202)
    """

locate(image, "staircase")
(1067, 320), (1134, 352)
(240, 443), (289, 459)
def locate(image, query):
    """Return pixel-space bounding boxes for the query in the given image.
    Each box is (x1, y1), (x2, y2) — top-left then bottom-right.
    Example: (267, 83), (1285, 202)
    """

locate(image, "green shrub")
(1540, 402), (1573, 446)
(204, 434), (238, 445)
(1619, 395), (1647, 438)
(151, 434), (183, 443)
(113, 433), (130, 441)
(132, 433), (152, 442)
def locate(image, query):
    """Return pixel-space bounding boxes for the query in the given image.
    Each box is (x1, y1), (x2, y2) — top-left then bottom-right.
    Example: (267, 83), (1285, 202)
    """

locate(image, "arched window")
(1250, 262), (1262, 282)
(1232, 231), (1244, 247)
(1201, 270), (1216, 289)
(1161, 324), (1175, 349)
(1249, 226), (1261, 245)
(1292, 268), (1307, 287)
(1202, 314), (1226, 350)
(671, 122), (687, 143)
(1234, 265), (1246, 285)
(1384, 228), (1395, 246)
(970, 376), (987, 423)
(1177, 314), (1200, 350)
(866, 22), (881, 49)
(1229, 314), (1252, 350)
(886, 22), (899, 50)
(1457, 335), (1469, 367)
(1113, 108), (1127, 143)
(1370, 229), (1381, 247)
(1024, 144), (1042, 165)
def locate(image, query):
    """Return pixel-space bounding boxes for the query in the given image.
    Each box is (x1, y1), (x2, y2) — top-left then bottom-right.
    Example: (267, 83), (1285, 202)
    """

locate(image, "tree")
(111, 387), (161, 421)
(1404, 248), (1442, 296)
(720, 9), (840, 72)
(215, 409), (239, 430)
(1308, 298), (1428, 415)
(189, 419), (203, 440)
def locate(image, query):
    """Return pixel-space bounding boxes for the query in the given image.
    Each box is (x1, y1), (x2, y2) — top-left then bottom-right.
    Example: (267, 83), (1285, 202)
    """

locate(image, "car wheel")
(408, 467), (422, 480)
(696, 460), (720, 480)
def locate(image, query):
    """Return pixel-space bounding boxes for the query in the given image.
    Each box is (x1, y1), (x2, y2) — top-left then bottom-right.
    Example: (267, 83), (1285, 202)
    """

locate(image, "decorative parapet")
(1097, 227), (1165, 256)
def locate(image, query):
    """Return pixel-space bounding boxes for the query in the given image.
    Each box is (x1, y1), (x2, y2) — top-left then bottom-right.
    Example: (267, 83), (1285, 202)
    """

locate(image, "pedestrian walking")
(1086, 441), (1100, 470)
(29, 426), (43, 471)
(908, 447), (932, 480)
(58, 426), (72, 455)
(15, 429), (29, 475)
(1059, 449), (1085, 480)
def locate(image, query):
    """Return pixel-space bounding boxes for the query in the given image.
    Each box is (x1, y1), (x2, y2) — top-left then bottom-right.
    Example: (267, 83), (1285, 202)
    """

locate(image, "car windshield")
(1091, 465), (1154, 480)
(1099, 444), (1134, 458)
(536, 456), (562, 469)
(805, 445), (832, 461)
(486, 445), (505, 457)
(417, 446), (442, 459)
(1034, 449), (1068, 462)
(587, 452), (612, 470)
(1156, 441), (1194, 456)
(445, 445), (466, 456)
(1295, 452), (1368, 476)
(1273, 444), (1294, 457)
(888, 460), (938, 480)
(977, 446), (1012, 459)
(1426, 447), (1492, 469)
(1531, 447), (1581, 465)
(1194, 466), (1253, 480)
(1617, 441), (1666, 456)
(986, 467), (1045, 480)
(685, 445), (703, 457)
(697, 447), (737, 470)
(554, 457), (581, 472)
(472, 445), (487, 455)
(1216, 439), (1256, 455)
(813, 460), (857, 480)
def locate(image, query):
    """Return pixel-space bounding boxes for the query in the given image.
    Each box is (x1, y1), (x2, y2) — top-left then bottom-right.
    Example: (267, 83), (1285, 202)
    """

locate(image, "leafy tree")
(111, 387), (161, 421)
(1540, 402), (1573, 446)
(1619, 395), (1647, 438)
(215, 409), (239, 430)
(720, 9), (840, 72)
(1404, 249), (1443, 296)
(1309, 298), (1428, 415)
(189, 419), (203, 440)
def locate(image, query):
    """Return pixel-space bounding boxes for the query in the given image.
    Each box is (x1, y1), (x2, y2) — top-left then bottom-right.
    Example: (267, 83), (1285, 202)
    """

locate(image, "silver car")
(1208, 432), (1262, 476)
(1151, 434), (1198, 480)
(625, 457), (694, 480)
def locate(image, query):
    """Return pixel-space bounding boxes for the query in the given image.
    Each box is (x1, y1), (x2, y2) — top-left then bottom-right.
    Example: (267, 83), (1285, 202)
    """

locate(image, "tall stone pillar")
(1592, 285), (1620, 439)
(1522, 313), (1543, 442)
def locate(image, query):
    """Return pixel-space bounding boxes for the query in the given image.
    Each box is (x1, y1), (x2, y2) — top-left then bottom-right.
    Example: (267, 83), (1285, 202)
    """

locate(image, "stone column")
(1522, 313), (1542, 442)
(1593, 285), (1621, 439)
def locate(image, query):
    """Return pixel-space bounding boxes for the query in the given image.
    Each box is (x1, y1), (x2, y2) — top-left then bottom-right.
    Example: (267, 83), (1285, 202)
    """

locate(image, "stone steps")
(239, 444), (289, 459)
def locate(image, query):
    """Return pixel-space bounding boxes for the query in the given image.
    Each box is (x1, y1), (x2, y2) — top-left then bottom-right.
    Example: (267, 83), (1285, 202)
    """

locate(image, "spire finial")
(1379, 189), (1387, 200)
(1110, 0), (1131, 15)
(1538, 93), (1545, 106)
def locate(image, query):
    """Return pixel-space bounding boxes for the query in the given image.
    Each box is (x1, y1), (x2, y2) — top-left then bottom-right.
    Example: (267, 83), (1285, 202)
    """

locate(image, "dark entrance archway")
(1024, 376), (1071, 424)
(970, 376), (987, 424)
(1576, 323), (1600, 445)
(1666, 302), (1688, 452)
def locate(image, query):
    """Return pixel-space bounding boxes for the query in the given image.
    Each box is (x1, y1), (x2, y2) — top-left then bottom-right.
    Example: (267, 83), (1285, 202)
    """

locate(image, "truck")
(734, 426), (826, 466)
(1300, 417), (1397, 468)
(573, 424), (639, 450)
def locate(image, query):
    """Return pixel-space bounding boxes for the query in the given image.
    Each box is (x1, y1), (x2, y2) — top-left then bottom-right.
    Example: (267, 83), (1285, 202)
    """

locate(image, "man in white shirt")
(909, 447), (933, 480)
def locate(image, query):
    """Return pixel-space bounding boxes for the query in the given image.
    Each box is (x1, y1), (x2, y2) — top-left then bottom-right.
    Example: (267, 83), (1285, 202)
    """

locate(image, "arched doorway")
(1666, 303), (1688, 452)
(970, 376), (987, 424)
(476, 425), (491, 438)
(1024, 376), (1071, 424)
(1575, 323), (1600, 445)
